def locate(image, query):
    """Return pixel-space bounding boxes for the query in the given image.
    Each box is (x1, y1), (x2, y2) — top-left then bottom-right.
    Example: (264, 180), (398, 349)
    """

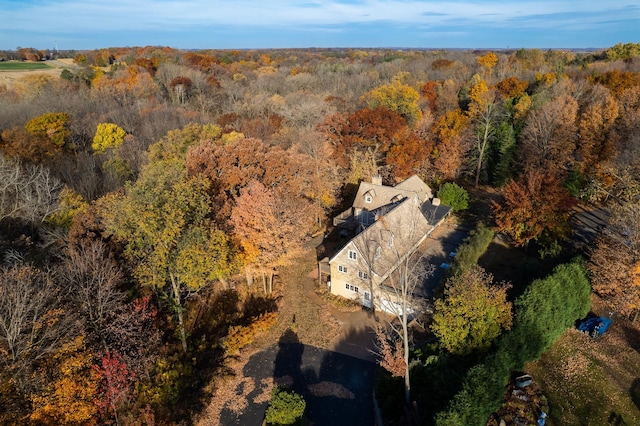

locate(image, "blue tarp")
(578, 316), (611, 337)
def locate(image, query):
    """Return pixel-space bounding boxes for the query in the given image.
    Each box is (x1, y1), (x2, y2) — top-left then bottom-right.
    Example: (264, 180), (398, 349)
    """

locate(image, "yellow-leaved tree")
(92, 123), (127, 154)
(431, 265), (512, 355)
(361, 79), (422, 127)
(25, 112), (71, 148)
(103, 125), (236, 352)
(30, 335), (100, 425)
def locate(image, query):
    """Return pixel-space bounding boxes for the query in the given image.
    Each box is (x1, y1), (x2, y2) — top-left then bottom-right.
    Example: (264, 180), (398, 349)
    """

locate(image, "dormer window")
(364, 189), (376, 203)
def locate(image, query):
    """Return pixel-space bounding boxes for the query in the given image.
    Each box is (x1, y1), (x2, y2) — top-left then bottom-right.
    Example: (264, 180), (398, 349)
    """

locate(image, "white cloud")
(0, 0), (637, 49)
(2, 0), (638, 32)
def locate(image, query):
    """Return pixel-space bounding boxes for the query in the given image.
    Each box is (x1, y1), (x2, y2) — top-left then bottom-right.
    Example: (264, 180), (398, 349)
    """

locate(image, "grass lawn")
(0, 61), (51, 71)
(526, 306), (640, 426)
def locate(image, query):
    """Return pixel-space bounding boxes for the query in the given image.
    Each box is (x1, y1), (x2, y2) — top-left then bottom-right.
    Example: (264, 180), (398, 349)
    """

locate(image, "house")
(320, 175), (451, 314)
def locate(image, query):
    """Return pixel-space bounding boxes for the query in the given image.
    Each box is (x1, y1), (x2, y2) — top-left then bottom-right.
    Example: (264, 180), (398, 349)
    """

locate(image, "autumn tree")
(104, 128), (236, 352)
(296, 130), (341, 224)
(361, 79), (422, 127)
(431, 109), (470, 180)
(519, 94), (578, 175)
(94, 351), (134, 425)
(169, 76), (193, 104)
(0, 127), (62, 164)
(92, 65), (158, 102)
(477, 52), (498, 78)
(576, 86), (619, 173)
(492, 169), (574, 250)
(495, 76), (529, 100)
(29, 335), (99, 425)
(432, 265), (512, 355)
(231, 180), (313, 293)
(357, 203), (435, 407)
(589, 201), (640, 319)
(591, 70), (640, 97)
(92, 123), (127, 154)
(25, 112), (71, 148)
(322, 107), (407, 171)
(467, 74), (498, 186)
(186, 135), (319, 232)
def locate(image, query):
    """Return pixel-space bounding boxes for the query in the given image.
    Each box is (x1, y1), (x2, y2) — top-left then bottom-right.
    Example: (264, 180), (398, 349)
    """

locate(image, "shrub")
(435, 259), (591, 425)
(451, 222), (494, 276)
(222, 312), (278, 355)
(437, 182), (470, 212)
(265, 387), (305, 425)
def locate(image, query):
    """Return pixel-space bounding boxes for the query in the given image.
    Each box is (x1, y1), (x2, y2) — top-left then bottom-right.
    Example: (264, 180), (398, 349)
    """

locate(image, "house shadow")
(220, 327), (376, 426)
(631, 378), (640, 412)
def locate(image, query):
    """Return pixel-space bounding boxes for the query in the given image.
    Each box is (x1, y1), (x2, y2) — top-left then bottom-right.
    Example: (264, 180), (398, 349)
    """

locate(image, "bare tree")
(0, 265), (75, 393)
(353, 198), (436, 407)
(60, 241), (125, 344)
(0, 155), (63, 223)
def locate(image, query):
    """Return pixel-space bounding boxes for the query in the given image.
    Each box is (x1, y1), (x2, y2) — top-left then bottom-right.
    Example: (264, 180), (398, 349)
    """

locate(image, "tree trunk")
(268, 272), (274, 294)
(169, 273), (188, 353)
(475, 117), (491, 188)
(262, 273), (267, 294)
(402, 316), (411, 407)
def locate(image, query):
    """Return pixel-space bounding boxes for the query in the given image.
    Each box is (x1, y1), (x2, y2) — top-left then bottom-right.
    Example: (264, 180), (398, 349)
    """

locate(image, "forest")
(1, 42), (640, 425)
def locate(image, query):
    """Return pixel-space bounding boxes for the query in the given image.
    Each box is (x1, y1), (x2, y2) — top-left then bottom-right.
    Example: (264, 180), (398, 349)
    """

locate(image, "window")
(345, 283), (350, 290)
(389, 235), (394, 248)
(358, 271), (368, 280)
(365, 194), (372, 203)
(346, 284), (359, 293)
(348, 250), (357, 260)
(374, 246), (381, 259)
(354, 286), (359, 293)
(338, 265), (348, 273)
(364, 291), (371, 301)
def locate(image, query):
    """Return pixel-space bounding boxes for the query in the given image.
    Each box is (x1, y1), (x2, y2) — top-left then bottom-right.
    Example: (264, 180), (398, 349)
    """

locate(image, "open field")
(0, 61), (51, 71)
(0, 59), (74, 89)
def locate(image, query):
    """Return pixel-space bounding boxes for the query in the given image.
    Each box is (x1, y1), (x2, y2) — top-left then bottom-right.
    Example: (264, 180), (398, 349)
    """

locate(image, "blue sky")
(1, 0), (638, 50)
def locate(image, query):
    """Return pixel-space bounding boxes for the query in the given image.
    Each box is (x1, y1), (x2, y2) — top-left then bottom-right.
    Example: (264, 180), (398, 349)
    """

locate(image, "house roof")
(352, 197), (432, 277)
(394, 175), (433, 202)
(330, 195), (450, 278)
(329, 175), (450, 276)
(352, 175), (432, 211)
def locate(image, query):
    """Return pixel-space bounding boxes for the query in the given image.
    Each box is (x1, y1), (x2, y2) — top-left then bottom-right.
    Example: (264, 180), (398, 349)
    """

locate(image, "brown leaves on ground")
(195, 247), (342, 426)
(308, 381), (355, 399)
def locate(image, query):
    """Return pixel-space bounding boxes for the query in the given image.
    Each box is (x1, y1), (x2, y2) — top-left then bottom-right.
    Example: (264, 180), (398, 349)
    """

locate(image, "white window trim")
(348, 250), (357, 260)
(338, 265), (348, 273)
(358, 270), (368, 280)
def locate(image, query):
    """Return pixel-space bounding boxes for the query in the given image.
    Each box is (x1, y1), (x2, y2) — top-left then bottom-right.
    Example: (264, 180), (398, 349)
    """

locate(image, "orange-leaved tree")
(589, 201), (640, 319)
(230, 180), (313, 293)
(492, 169), (574, 249)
